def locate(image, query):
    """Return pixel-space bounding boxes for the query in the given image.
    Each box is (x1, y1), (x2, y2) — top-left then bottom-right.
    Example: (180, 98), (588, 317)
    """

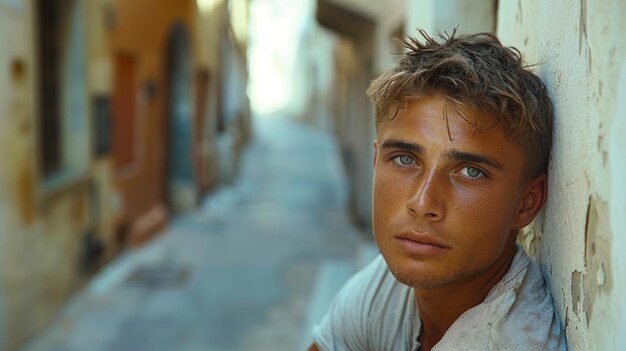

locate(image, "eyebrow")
(380, 139), (505, 170)
(380, 140), (424, 154)
(445, 150), (505, 170)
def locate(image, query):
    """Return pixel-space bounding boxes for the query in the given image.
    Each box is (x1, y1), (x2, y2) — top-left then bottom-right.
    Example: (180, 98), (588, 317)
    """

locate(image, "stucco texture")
(497, 0), (626, 349)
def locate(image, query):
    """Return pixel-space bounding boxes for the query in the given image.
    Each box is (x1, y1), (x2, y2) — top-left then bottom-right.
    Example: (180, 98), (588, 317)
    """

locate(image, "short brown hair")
(367, 29), (553, 177)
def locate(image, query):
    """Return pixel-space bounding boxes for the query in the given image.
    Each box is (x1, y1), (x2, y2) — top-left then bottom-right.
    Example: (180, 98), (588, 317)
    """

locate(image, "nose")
(406, 169), (446, 220)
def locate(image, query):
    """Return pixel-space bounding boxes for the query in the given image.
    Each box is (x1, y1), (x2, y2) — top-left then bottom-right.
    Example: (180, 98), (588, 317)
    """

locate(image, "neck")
(415, 243), (517, 350)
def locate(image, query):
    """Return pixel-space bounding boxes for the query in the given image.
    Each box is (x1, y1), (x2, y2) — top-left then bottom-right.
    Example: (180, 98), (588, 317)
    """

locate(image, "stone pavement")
(20, 117), (377, 351)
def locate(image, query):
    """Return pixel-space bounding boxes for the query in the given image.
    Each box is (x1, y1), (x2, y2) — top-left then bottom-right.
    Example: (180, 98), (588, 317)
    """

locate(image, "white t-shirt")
(312, 246), (567, 350)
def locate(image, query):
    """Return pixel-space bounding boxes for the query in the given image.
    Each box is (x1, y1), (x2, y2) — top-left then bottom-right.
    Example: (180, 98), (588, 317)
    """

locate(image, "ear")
(373, 140), (379, 167)
(511, 174), (548, 229)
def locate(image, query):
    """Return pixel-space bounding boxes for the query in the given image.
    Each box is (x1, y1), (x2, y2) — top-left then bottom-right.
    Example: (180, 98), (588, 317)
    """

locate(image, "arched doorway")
(165, 23), (195, 213)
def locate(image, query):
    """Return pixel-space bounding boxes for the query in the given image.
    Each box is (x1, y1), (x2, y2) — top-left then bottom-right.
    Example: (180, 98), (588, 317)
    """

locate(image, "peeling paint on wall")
(497, 0), (626, 349)
(578, 0), (587, 54)
(582, 197), (612, 326)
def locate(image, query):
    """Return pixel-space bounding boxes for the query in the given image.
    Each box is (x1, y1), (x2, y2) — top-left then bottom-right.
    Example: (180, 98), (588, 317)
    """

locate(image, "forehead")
(377, 95), (522, 159)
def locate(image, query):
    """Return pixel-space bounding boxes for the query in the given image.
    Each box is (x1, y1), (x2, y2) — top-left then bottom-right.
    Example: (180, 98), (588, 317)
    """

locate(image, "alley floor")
(20, 117), (376, 351)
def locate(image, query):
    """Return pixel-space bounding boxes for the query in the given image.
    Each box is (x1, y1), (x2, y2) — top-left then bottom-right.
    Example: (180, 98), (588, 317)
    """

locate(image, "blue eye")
(393, 155), (415, 166)
(460, 166), (484, 178)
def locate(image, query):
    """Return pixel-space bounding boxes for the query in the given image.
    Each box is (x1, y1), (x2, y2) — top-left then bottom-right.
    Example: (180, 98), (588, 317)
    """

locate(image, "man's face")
(373, 95), (543, 289)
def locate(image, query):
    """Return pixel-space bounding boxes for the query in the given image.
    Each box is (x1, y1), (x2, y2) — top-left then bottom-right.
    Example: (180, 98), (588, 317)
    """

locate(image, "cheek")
(454, 185), (521, 233)
(373, 171), (403, 222)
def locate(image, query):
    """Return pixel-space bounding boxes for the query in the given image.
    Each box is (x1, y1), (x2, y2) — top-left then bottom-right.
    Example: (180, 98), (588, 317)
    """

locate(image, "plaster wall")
(0, 6), (26, 349)
(0, 3), (95, 349)
(497, 0), (626, 349)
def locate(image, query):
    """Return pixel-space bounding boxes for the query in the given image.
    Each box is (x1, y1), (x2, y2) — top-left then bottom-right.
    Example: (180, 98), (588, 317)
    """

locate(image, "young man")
(308, 30), (567, 351)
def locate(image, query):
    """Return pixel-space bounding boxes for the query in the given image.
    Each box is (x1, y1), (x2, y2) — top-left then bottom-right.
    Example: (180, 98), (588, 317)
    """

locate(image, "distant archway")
(165, 23), (195, 213)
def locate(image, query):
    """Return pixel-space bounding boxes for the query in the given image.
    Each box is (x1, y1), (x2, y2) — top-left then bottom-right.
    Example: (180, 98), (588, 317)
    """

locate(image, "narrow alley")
(2, 1), (625, 350)
(19, 117), (374, 351)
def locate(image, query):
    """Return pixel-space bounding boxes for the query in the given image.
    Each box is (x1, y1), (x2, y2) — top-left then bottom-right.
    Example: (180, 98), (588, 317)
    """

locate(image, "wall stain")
(609, 46), (616, 66)
(587, 50), (593, 73)
(10, 58), (26, 85)
(598, 80), (603, 97)
(582, 197), (613, 327)
(571, 270), (582, 318)
(579, 0), (588, 54)
(17, 170), (35, 226)
(583, 197), (591, 263)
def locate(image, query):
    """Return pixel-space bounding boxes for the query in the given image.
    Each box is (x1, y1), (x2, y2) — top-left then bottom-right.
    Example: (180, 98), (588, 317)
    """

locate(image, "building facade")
(0, 0), (250, 349)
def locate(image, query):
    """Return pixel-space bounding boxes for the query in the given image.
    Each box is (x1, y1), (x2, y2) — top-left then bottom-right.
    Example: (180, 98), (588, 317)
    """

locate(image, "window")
(37, 0), (61, 176)
(37, 0), (89, 181)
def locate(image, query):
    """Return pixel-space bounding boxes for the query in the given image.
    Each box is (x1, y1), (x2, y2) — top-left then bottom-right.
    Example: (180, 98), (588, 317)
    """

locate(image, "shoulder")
(437, 247), (567, 350)
(312, 255), (416, 351)
(490, 254), (567, 350)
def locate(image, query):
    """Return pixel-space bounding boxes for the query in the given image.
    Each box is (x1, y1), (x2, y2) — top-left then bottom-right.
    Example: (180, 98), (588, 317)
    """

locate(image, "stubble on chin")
(385, 255), (476, 289)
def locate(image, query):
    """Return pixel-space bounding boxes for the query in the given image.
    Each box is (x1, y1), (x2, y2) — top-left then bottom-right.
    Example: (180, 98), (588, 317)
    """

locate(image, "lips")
(394, 231), (451, 255)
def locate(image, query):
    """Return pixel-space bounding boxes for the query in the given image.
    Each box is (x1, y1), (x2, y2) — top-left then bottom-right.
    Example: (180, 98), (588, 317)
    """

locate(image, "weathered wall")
(0, 2), (95, 349)
(0, 0), (250, 349)
(497, 0), (626, 349)
(0, 0), (29, 343)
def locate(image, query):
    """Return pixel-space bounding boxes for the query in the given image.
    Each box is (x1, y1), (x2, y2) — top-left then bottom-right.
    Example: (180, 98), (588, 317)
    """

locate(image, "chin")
(382, 251), (464, 289)
(389, 268), (453, 289)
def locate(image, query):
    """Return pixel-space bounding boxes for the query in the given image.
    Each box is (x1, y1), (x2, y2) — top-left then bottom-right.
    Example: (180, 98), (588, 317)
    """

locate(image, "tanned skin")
(309, 95), (547, 351)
